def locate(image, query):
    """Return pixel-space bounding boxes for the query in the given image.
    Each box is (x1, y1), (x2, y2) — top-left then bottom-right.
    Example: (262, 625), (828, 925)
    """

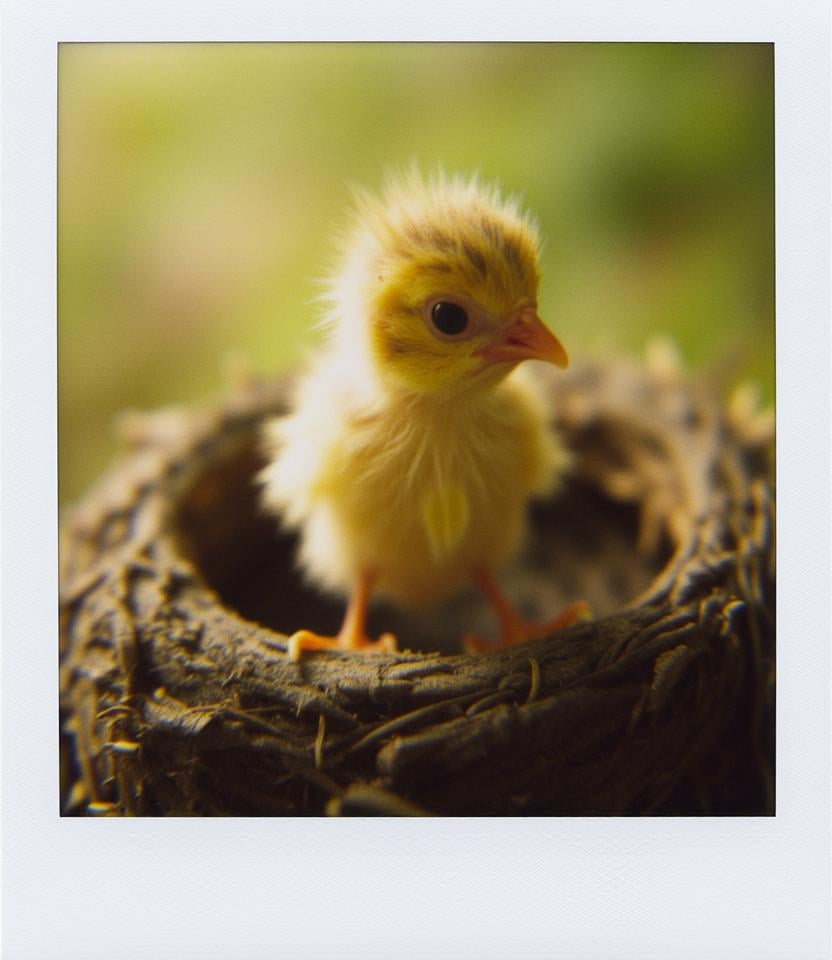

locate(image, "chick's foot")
(463, 568), (591, 654)
(286, 628), (398, 662)
(463, 600), (591, 654)
(284, 571), (397, 661)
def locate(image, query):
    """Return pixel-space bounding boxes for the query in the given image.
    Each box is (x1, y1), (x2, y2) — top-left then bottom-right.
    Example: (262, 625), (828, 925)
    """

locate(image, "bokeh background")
(58, 42), (774, 504)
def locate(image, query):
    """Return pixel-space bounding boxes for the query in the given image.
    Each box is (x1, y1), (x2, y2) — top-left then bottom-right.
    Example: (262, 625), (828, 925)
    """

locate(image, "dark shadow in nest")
(173, 423), (672, 656)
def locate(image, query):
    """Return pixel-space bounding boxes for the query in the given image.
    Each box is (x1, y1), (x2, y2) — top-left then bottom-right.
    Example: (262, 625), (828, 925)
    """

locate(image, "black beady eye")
(430, 300), (468, 335)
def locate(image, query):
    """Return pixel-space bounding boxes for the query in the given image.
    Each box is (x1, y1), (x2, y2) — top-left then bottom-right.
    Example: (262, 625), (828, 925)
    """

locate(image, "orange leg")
(286, 571), (397, 661)
(463, 567), (591, 654)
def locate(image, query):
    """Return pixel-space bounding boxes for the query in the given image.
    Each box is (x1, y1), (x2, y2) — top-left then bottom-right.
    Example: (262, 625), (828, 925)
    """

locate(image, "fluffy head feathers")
(323, 169), (548, 396)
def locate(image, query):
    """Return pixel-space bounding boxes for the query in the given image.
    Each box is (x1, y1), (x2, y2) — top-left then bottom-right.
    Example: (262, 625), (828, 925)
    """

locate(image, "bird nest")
(60, 353), (775, 816)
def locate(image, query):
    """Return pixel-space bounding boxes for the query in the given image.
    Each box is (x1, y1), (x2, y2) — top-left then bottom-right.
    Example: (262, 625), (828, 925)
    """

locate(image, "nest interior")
(173, 423), (669, 656)
(59, 359), (775, 817)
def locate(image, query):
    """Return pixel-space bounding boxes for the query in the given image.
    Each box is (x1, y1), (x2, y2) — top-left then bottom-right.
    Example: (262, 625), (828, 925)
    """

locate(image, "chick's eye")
(430, 300), (468, 336)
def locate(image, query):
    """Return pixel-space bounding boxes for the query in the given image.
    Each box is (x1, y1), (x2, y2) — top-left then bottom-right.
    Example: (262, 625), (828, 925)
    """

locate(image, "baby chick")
(259, 169), (587, 660)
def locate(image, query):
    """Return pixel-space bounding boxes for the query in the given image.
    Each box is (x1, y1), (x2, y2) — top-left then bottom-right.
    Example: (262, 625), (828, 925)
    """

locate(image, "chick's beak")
(475, 307), (569, 369)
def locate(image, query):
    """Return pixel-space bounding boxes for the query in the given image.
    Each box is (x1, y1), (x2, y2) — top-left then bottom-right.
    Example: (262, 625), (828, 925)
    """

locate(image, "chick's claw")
(287, 629), (398, 662)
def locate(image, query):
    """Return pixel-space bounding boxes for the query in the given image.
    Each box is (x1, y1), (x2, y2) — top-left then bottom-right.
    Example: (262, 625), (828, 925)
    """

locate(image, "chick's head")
(328, 170), (568, 397)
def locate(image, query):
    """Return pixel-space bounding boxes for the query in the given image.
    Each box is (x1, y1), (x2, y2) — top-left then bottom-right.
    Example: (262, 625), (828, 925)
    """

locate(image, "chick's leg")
(286, 571), (397, 661)
(464, 567), (590, 654)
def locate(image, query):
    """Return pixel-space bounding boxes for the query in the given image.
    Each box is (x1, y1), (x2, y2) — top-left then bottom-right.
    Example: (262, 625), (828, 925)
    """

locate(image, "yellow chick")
(259, 169), (587, 660)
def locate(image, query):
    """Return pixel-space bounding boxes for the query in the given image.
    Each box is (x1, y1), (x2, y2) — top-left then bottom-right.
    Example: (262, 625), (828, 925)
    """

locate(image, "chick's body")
(260, 170), (577, 656)
(261, 356), (563, 607)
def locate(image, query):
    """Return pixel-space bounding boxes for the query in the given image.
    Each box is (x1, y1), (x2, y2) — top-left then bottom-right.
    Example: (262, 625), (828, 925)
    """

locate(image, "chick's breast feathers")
(259, 355), (568, 607)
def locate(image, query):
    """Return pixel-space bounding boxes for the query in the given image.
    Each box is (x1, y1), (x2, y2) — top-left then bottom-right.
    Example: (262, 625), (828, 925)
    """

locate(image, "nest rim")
(59, 359), (775, 817)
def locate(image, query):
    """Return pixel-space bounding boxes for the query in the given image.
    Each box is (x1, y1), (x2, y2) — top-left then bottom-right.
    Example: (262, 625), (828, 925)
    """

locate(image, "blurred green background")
(58, 42), (774, 504)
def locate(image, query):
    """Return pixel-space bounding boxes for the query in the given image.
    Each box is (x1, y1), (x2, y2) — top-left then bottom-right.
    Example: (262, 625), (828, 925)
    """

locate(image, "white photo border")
(2, 2), (830, 958)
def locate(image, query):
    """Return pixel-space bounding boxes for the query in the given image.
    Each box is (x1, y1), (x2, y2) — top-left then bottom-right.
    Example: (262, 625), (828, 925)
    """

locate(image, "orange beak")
(475, 307), (569, 369)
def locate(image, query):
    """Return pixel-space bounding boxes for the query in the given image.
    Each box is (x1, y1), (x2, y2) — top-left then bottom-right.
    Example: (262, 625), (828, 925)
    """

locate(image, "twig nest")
(60, 356), (774, 816)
